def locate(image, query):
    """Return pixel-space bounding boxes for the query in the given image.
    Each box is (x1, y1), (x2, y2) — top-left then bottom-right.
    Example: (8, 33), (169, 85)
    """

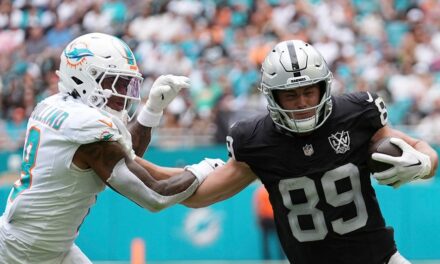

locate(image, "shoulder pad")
(62, 104), (122, 144)
(344, 91), (380, 106)
(226, 114), (268, 161)
(340, 91), (388, 128)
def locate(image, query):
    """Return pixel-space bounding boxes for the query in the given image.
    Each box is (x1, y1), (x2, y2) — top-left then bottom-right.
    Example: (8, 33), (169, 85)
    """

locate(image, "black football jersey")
(227, 92), (397, 264)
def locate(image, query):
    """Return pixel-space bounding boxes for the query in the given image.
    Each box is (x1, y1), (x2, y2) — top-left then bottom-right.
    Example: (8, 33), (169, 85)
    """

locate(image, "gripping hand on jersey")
(137, 75), (190, 127)
(185, 158), (225, 184)
(371, 138), (431, 188)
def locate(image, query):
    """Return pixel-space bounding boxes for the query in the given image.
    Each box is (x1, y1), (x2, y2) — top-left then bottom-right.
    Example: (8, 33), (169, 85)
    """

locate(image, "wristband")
(184, 161), (212, 183)
(137, 107), (163, 127)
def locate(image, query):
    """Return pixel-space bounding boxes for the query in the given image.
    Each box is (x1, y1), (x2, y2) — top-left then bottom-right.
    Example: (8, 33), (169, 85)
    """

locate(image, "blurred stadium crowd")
(1, 0), (440, 150)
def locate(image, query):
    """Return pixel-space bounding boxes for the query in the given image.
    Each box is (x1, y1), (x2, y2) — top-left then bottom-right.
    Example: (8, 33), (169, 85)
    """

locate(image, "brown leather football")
(367, 137), (403, 173)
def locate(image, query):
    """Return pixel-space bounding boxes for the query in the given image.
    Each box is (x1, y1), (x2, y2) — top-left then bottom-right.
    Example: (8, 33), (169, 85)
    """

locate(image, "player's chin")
(293, 113), (314, 120)
(107, 102), (124, 112)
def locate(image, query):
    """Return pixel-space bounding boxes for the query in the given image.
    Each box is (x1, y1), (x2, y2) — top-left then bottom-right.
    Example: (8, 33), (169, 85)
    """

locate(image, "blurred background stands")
(0, 0), (440, 150)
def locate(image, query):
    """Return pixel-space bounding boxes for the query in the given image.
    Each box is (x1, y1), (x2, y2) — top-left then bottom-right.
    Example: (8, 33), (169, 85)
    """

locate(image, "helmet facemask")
(91, 68), (142, 124)
(264, 80), (332, 134)
(260, 40), (333, 134)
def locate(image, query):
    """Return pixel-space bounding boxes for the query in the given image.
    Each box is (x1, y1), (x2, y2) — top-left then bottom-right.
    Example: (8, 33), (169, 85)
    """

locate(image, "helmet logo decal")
(64, 42), (94, 68)
(328, 131), (350, 154)
(98, 130), (114, 141)
(117, 39), (138, 71)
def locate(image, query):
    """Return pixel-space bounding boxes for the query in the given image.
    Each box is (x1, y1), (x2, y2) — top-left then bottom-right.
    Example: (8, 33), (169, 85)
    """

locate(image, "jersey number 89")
(279, 163), (368, 242)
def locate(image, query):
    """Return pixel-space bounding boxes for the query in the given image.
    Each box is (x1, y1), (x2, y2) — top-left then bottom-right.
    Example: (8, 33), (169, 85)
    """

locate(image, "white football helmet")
(56, 32), (143, 123)
(260, 40), (333, 134)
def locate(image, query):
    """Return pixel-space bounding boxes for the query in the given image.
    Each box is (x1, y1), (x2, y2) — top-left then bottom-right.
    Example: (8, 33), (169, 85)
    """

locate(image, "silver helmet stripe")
(286, 41), (301, 77)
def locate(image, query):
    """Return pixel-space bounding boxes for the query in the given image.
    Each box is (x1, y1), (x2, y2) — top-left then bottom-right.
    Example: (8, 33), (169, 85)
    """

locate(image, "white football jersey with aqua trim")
(1, 94), (123, 252)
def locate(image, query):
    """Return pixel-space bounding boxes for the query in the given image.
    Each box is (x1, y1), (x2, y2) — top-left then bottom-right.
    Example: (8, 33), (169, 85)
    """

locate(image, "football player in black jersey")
(183, 40), (438, 264)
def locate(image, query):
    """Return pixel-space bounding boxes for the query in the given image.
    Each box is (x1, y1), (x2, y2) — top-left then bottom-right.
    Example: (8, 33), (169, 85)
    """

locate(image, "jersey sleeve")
(226, 121), (246, 162)
(346, 91), (388, 130)
(62, 110), (122, 145)
(226, 115), (270, 163)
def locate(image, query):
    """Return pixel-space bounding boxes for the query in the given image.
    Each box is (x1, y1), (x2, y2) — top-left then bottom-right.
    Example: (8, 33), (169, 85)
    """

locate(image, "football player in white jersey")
(0, 33), (222, 264)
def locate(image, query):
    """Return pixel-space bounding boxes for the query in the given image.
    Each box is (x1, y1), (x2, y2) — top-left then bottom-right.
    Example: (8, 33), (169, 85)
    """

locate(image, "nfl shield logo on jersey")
(328, 131), (350, 154)
(302, 144), (314, 156)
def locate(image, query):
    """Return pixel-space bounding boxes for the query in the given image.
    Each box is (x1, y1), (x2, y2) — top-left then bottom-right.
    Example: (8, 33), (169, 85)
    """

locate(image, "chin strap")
(286, 115), (318, 133)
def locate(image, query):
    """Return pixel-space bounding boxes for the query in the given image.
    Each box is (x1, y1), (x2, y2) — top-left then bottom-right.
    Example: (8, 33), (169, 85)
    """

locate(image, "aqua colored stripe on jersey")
(11, 127), (41, 201)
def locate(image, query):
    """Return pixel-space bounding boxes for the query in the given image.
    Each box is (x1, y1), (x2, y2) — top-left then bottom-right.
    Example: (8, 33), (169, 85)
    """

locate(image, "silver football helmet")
(56, 32), (143, 123)
(260, 40), (333, 133)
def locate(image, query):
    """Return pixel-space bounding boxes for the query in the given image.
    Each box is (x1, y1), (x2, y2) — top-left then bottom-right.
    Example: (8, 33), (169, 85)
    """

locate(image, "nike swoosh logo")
(404, 160), (421, 167)
(98, 119), (113, 128)
(366, 92), (374, 103)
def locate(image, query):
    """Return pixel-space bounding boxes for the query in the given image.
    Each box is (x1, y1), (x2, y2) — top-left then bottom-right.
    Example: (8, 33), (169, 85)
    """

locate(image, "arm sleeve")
(107, 159), (199, 212)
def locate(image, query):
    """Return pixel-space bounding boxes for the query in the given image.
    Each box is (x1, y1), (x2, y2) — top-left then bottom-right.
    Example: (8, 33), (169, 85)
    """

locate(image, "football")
(367, 137), (403, 173)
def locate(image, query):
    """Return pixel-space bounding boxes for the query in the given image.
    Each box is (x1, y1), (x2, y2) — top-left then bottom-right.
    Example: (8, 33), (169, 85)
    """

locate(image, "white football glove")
(112, 116), (136, 160)
(371, 138), (431, 188)
(185, 158), (225, 183)
(137, 75), (190, 127)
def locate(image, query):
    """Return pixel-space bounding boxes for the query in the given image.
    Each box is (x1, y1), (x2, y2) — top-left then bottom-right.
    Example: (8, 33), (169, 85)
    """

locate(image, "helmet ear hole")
(70, 89), (80, 99)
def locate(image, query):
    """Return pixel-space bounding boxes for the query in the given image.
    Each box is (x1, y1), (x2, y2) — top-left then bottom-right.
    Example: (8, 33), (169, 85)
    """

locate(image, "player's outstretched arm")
(133, 157), (224, 181)
(130, 75), (190, 156)
(74, 141), (216, 211)
(134, 157), (185, 180)
(370, 126), (439, 188)
(182, 158), (257, 208)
